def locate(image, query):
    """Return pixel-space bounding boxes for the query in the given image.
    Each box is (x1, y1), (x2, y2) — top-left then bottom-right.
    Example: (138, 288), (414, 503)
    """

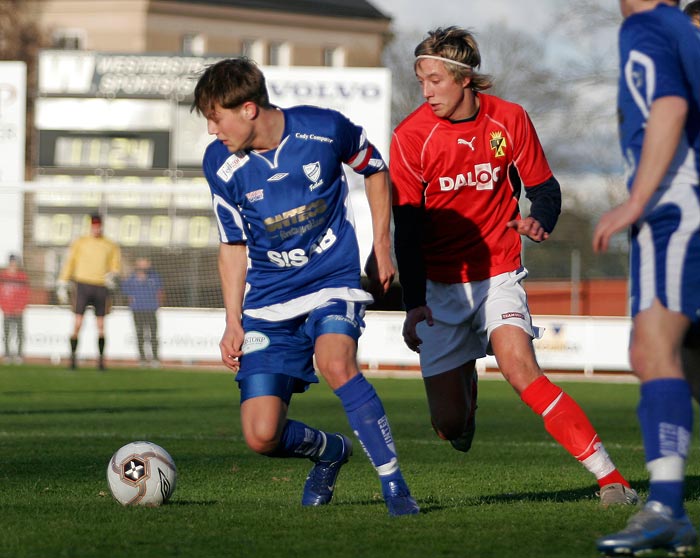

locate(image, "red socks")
(521, 376), (629, 488)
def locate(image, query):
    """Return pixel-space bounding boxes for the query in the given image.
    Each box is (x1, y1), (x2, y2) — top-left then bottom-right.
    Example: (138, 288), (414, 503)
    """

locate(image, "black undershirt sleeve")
(524, 176), (562, 234)
(392, 204), (427, 311)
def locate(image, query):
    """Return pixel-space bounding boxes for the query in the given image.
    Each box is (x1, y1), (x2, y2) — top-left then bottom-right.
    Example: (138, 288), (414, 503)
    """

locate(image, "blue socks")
(638, 379), (692, 518)
(265, 374), (408, 496)
(334, 373), (406, 490)
(267, 419), (331, 459)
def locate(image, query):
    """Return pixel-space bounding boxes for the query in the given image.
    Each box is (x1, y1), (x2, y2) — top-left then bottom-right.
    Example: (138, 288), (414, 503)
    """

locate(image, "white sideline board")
(4, 306), (632, 374)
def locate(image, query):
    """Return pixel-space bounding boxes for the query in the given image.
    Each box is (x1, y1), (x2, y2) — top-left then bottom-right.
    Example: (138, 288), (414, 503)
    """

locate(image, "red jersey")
(0, 269), (30, 317)
(390, 93), (554, 283)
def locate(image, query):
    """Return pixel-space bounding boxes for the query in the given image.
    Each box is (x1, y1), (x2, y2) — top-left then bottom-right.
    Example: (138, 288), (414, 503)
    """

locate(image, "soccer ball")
(107, 441), (177, 506)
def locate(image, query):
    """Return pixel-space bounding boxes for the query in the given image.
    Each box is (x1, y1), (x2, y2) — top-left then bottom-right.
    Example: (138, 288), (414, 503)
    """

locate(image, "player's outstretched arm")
(218, 242), (247, 372)
(364, 171), (395, 295)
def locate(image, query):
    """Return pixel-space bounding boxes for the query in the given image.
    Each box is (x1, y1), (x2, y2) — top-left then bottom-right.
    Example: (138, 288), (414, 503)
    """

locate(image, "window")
(241, 38), (263, 62)
(267, 42), (290, 66)
(323, 46), (345, 68)
(52, 29), (86, 50)
(182, 33), (206, 56)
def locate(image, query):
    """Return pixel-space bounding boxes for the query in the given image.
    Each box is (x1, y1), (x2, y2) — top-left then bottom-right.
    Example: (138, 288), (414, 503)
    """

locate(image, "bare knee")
(244, 424), (281, 455)
(491, 326), (542, 394)
(315, 334), (358, 390)
(317, 356), (358, 391)
(499, 357), (543, 395)
(240, 396), (287, 455)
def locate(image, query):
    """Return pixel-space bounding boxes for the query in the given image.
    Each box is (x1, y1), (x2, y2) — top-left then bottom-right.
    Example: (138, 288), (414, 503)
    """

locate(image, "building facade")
(24, 0), (391, 66)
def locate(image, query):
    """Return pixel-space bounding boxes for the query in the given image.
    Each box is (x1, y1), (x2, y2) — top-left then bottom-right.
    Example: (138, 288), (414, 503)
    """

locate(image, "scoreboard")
(33, 51), (391, 270)
(31, 178), (217, 248)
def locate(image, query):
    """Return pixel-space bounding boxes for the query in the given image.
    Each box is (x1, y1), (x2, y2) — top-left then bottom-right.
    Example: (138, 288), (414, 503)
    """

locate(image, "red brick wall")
(525, 279), (628, 316)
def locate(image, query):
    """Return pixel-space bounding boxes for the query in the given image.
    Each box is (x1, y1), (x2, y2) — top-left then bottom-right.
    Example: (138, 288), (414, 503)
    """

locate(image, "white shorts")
(416, 267), (542, 378)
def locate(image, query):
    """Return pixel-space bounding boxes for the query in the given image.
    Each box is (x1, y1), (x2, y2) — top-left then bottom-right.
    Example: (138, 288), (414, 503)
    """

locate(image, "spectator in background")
(685, 0), (700, 25)
(57, 214), (121, 370)
(122, 257), (163, 367)
(0, 255), (30, 364)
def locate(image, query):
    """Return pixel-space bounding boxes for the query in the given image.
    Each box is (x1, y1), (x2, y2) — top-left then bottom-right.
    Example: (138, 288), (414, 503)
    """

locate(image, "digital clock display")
(54, 136), (154, 169)
(38, 131), (170, 170)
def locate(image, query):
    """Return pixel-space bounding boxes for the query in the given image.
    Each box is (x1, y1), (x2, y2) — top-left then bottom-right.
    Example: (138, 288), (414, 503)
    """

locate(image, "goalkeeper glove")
(104, 272), (118, 291)
(56, 280), (69, 305)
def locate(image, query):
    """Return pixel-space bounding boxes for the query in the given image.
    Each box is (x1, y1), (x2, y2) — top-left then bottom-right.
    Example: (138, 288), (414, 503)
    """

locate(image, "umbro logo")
(457, 137), (476, 151)
(267, 172), (289, 182)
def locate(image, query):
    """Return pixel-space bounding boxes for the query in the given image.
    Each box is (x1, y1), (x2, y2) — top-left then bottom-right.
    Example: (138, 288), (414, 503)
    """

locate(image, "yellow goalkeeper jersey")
(59, 235), (121, 286)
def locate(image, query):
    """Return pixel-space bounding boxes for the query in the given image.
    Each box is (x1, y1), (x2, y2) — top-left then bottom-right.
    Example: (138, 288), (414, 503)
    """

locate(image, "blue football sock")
(638, 379), (692, 518)
(267, 419), (327, 459)
(334, 373), (405, 488)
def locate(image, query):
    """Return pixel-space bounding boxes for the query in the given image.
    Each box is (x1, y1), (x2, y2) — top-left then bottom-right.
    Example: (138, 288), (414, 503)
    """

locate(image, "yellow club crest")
(490, 131), (506, 158)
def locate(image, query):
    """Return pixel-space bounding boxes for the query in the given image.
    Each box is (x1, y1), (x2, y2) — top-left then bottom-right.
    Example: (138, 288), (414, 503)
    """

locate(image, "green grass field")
(2, 364), (700, 558)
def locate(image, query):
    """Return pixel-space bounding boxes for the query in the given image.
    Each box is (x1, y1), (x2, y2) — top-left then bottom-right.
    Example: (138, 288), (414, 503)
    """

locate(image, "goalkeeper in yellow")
(57, 214), (121, 370)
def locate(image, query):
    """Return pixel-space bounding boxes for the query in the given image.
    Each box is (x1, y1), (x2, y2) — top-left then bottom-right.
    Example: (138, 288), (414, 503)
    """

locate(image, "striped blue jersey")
(203, 105), (385, 319)
(618, 4), (700, 192)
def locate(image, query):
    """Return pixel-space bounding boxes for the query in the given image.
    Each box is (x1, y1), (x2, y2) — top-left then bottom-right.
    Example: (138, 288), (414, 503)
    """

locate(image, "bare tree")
(0, 0), (44, 178)
(381, 29), (425, 130)
(381, 13), (630, 280)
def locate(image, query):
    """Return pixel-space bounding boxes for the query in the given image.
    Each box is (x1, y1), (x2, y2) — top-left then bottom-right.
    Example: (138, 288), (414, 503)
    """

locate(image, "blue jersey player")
(192, 58), (419, 516)
(594, 0), (700, 554)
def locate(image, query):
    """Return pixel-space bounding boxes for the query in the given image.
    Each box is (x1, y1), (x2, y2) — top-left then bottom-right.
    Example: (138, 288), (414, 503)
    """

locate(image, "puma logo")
(457, 137), (476, 151)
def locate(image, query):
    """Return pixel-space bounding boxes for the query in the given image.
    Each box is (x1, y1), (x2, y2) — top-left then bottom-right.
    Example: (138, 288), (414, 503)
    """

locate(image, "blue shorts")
(237, 299), (366, 402)
(630, 184), (700, 320)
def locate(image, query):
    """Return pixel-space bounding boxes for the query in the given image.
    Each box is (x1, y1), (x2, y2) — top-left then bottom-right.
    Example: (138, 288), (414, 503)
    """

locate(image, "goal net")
(14, 177), (221, 309)
(8, 175), (380, 311)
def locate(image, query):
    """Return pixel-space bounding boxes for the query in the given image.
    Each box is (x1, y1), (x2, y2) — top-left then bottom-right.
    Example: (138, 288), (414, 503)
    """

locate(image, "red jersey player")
(389, 26), (636, 506)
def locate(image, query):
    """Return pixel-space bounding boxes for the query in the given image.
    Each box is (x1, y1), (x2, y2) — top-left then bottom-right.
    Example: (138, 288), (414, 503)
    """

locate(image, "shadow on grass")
(411, 474), (700, 513)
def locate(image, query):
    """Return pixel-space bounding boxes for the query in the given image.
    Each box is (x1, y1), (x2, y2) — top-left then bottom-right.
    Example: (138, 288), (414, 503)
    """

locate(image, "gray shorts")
(417, 267), (542, 377)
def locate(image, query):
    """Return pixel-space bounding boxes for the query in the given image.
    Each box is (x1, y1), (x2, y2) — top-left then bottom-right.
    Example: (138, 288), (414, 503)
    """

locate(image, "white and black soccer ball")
(107, 441), (177, 506)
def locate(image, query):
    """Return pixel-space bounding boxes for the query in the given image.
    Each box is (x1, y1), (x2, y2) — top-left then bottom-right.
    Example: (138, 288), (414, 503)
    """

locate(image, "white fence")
(4, 306), (632, 375)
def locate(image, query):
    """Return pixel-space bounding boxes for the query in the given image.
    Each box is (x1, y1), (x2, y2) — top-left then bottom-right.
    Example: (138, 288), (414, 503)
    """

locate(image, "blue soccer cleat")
(302, 433), (352, 506)
(383, 479), (420, 517)
(596, 500), (697, 556)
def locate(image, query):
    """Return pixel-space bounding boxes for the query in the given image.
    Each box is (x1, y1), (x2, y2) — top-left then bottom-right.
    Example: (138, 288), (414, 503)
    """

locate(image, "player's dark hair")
(685, 0), (700, 20)
(414, 26), (493, 92)
(191, 57), (271, 115)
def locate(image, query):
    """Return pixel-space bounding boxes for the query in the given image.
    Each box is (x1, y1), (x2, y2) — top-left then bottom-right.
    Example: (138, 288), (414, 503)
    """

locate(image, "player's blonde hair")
(414, 26), (493, 92)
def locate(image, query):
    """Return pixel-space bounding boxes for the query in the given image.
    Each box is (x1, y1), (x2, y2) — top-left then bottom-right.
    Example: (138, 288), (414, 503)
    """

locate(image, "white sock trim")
(376, 457), (399, 477)
(647, 455), (686, 482)
(580, 442), (616, 479)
